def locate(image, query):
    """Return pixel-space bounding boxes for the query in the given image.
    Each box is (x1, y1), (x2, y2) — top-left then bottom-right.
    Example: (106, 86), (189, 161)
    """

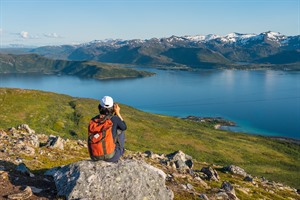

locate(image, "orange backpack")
(88, 115), (115, 161)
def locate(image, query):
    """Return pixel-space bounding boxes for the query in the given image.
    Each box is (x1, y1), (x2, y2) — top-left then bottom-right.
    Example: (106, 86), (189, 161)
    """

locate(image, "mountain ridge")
(24, 31), (300, 70)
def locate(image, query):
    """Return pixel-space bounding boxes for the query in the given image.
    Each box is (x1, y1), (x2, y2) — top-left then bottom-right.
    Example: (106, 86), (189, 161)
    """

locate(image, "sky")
(0, 0), (299, 47)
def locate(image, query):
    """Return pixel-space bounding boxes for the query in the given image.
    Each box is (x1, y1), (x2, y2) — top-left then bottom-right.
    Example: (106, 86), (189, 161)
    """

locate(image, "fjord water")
(0, 68), (299, 139)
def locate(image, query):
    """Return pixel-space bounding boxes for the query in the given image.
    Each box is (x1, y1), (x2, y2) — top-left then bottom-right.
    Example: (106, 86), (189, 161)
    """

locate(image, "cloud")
(20, 31), (30, 38)
(18, 31), (40, 39)
(44, 33), (62, 38)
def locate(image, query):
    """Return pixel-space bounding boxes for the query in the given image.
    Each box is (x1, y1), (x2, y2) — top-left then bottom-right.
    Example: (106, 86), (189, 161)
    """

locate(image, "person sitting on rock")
(88, 96), (127, 162)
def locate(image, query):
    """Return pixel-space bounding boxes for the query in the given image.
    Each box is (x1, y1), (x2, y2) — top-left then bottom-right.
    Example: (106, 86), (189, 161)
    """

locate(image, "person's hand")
(114, 103), (120, 114)
(114, 103), (124, 121)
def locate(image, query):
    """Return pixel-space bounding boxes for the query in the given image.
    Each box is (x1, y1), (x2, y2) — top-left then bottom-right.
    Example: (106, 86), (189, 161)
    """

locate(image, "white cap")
(100, 96), (114, 108)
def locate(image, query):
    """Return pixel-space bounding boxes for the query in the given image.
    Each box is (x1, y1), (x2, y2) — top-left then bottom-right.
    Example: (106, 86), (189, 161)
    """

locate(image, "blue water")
(0, 68), (299, 139)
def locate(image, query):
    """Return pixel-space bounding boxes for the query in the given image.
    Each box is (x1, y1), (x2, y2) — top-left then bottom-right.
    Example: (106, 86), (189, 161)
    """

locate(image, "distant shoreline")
(268, 136), (300, 145)
(182, 115), (300, 144)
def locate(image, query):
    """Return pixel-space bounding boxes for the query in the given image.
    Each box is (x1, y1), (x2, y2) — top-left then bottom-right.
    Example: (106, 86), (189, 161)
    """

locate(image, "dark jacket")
(105, 115), (126, 163)
(111, 115), (127, 139)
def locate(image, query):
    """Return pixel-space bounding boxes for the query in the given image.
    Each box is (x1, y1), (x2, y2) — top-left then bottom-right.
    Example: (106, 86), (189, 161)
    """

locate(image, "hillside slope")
(0, 53), (154, 79)
(0, 88), (299, 189)
(0, 125), (298, 199)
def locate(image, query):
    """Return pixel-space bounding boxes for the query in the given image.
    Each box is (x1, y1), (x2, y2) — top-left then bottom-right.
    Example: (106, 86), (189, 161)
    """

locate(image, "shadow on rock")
(0, 160), (57, 199)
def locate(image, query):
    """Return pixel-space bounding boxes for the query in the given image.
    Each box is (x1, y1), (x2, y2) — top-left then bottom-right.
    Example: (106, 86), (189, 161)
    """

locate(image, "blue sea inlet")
(0, 68), (299, 139)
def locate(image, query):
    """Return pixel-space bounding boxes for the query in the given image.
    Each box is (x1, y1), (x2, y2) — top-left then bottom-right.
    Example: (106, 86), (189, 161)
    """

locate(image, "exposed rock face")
(53, 159), (174, 200)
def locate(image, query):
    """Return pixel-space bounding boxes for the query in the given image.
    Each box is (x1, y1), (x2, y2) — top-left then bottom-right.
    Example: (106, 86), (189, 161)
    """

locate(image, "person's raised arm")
(114, 103), (124, 121)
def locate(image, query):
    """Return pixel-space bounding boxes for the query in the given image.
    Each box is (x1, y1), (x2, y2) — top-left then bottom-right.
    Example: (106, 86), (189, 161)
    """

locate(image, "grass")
(0, 88), (299, 188)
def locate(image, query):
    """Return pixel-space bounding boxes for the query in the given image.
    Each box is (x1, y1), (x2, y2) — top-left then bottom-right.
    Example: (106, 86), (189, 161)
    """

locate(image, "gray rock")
(47, 135), (64, 150)
(200, 166), (220, 181)
(194, 177), (209, 188)
(243, 175), (253, 182)
(144, 150), (154, 158)
(17, 124), (35, 134)
(219, 181), (239, 200)
(7, 186), (33, 200)
(215, 191), (230, 199)
(187, 183), (194, 190)
(221, 181), (234, 192)
(30, 186), (43, 194)
(223, 165), (248, 177)
(28, 134), (40, 148)
(180, 184), (187, 190)
(166, 150), (193, 170)
(199, 193), (209, 200)
(53, 159), (174, 200)
(15, 163), (34, 177)
(77, 139), (87, 148)
(44, 166), (62, 176)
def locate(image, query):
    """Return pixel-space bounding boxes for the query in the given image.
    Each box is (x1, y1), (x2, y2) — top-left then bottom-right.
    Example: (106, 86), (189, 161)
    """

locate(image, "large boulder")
(53, 159), (174, 200)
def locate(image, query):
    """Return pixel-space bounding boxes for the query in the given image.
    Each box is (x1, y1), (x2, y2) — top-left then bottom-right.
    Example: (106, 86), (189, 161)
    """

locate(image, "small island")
(0, 53), (155, 80)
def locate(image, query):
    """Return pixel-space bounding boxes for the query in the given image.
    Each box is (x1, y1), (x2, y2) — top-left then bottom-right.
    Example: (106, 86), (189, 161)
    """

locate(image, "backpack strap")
(98, 115), (111, 124)
(114, 129), (124, 149)
(101, 128), (109, 155)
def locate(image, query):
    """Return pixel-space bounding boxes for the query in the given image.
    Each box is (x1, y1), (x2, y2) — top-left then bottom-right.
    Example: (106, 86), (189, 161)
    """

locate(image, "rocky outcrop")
(52, 159), (174, 200)
(0, 125), (299, 200)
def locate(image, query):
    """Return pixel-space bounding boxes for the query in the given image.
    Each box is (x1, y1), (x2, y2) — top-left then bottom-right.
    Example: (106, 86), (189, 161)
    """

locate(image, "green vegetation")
(0, 53), (154, 79)
(0, 88), (299, 188)
(162, 47), (231, 69)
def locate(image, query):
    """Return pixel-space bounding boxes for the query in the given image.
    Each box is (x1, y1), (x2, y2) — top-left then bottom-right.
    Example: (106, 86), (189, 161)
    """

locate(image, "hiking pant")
(105, 131), (125, 163)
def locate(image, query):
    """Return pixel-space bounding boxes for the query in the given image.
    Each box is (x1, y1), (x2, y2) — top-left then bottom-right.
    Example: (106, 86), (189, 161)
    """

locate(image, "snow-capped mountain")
(36, 31), (296, 51)
(76, 31), (294, 47)
(30, 31), (299, 69)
